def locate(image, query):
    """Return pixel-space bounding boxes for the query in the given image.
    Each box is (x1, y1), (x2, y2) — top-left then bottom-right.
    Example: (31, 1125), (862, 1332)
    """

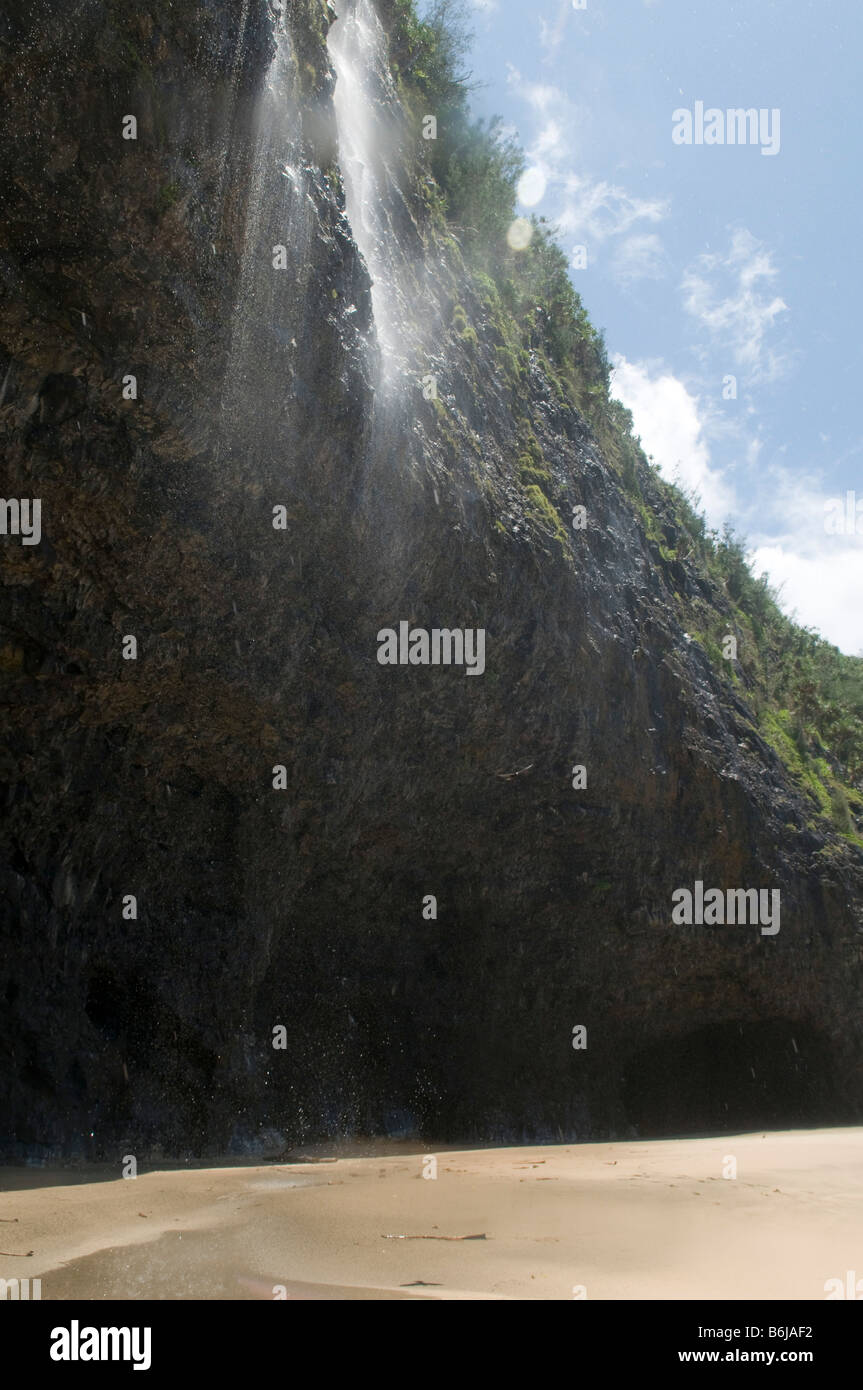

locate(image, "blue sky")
(449, 0), (861, 652)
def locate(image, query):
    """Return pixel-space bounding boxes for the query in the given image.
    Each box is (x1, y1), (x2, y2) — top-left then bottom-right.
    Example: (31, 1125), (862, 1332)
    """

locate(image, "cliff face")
(1, 0), (861, 1160)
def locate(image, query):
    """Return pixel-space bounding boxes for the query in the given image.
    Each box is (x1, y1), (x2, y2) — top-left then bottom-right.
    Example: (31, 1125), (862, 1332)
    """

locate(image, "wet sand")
(1, 1128), (861, 1300)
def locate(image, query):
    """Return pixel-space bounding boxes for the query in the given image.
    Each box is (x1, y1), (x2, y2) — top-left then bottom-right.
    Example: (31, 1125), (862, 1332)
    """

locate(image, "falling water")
(222, 0), (423, 443)
(222, 6), (314, 436)
(213, 0), (253, 208)
(328, 0), (413, 384)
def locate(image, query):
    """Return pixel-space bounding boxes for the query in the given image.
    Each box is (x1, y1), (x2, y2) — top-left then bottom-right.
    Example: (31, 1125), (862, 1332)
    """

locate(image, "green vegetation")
(451, 302), (478, 344)
(381, 0), (610, 410)
(378, 0), (863, 833)
(156, 181), (180, 214)
(666, 507), (863, 838)
(522, 484), (569, 551)
(629, 452), (863, 835)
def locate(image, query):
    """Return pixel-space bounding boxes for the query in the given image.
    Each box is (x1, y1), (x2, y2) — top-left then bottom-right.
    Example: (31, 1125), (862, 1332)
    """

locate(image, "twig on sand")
(382, 1232), (487, 1241)
(0, 1249), (33, 1257)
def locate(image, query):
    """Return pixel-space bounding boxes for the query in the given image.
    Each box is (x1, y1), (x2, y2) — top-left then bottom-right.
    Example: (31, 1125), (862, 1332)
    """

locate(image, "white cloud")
(505, 66), (669, 253)
(517, 166), (548, 207)
(539, 0), (575, 55)
(611, 232), (667, 284)
(750, 543), (863, 654)
(533, 119), (569, 164)
(682, 228), (790, 384)
(507, 68), (567, 117)
(506, 69), (574, 171)
(608, 375), (860, 652)
(557, 174), (667, 243)
(610, 355), (733, 523)
(743, 467), (863, 653)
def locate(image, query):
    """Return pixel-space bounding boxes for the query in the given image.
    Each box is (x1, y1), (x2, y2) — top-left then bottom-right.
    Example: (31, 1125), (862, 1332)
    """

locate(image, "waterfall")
(221, 5), (314, 438)
(328, 0), (413, 385)
(221, 0), (423, 446)
(213, 0), (253, 208)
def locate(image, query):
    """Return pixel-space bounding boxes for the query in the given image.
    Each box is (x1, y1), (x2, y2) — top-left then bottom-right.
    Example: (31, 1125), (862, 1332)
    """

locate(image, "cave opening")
(622, 1019), (840, 1136)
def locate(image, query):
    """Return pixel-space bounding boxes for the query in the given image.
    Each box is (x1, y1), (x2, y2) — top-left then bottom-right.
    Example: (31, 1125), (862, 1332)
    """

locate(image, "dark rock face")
(1, 0), (862, 1161)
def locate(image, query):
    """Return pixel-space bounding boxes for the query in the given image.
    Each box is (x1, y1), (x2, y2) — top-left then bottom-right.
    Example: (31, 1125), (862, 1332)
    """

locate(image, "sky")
(448, 0), (861, 653)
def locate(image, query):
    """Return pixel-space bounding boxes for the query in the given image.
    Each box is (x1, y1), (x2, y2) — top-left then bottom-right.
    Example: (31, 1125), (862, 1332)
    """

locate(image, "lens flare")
(517, 167), (546, 207)
(506, 218), (533, 251)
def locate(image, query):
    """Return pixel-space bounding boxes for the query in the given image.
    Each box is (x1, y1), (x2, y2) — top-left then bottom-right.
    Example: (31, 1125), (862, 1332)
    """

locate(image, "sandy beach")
(1, 1128), (861, 1300)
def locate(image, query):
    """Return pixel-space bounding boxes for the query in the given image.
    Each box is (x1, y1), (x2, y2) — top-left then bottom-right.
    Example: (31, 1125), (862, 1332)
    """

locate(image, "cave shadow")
(621, 1019), (844, 1138)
